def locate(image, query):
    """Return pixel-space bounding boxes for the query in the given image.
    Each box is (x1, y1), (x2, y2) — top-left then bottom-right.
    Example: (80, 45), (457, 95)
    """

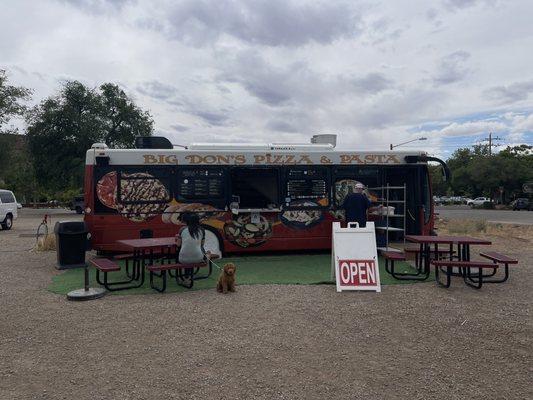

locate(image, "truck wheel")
(1, 214), (13, 230)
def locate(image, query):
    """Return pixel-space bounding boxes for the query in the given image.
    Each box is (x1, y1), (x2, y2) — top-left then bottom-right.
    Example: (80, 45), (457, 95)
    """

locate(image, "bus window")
(176, 168), (226, 204)
(230, 168), (279, 209)
(284, 167), (329, 208)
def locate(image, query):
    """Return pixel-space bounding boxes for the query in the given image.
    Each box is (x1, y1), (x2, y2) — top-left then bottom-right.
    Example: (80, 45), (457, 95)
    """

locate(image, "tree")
(26, 81), (154, 193)
(443, 144), (533, 201)
(0, 69), (32, 134)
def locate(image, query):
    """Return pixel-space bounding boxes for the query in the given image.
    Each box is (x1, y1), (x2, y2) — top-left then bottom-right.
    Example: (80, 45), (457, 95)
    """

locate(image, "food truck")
(84, 135), (449, 255)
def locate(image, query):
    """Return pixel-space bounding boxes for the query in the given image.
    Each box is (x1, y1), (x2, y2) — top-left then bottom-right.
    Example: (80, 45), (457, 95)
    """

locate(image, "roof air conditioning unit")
(311, 134), (337, 148)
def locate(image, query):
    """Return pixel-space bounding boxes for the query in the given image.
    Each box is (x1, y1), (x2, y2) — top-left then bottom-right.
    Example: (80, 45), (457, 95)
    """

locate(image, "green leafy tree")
(444, 144), (533, 201)
(26, 81), (154, 193)
(0, 70), (32, 181)
(0, 69), (32, 135)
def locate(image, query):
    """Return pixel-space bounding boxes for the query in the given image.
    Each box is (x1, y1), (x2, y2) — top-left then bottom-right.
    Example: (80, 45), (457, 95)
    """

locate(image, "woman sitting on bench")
(178, 212), (206, 264)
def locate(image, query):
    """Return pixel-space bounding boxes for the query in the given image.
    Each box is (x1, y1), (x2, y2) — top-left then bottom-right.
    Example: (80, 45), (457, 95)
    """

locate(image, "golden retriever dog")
(217, 263), (236, 294)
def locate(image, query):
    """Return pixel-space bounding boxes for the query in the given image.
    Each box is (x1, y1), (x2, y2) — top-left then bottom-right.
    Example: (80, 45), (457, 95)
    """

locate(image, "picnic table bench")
(147, 253), (221, 293)
(431, 260), (499, 289)
(479, 251), (518, 283)
(382, 250), (433, 281)
(91, 258), (143, 291)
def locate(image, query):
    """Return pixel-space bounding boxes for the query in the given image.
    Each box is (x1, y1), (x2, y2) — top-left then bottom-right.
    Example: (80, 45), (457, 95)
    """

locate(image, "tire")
(75, 206), (83, 214)
(1, 214), (13, 230)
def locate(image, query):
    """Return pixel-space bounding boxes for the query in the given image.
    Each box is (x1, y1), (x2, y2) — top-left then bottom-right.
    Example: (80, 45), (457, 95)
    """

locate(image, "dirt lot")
(0, 214), (531, 400)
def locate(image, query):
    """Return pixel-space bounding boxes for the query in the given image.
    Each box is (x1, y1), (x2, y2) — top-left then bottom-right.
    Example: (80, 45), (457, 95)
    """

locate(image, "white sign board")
(331, 222), (381, 293)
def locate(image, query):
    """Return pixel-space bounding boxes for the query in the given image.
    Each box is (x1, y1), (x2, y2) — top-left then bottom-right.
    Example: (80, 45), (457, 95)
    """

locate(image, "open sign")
(331, 222), (381, 292)
(338, 259), (378, 286)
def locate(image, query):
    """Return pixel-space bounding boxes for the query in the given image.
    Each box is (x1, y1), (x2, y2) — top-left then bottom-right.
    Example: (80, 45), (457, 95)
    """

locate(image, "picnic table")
(406, 235), (491, 266)
(404, 235), (492, 283)
(92, 237), (180, 291)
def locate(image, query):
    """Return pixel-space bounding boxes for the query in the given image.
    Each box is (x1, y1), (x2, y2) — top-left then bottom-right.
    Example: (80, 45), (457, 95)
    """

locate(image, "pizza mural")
(161, 201), (225, 225)
(223, 214), (273, 248)
(280, 200), (324, 229)
(96, 171), (169, 222)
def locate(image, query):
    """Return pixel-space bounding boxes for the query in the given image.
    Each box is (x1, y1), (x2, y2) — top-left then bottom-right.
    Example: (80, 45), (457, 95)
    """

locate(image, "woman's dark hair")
(186, 213), (202, 239)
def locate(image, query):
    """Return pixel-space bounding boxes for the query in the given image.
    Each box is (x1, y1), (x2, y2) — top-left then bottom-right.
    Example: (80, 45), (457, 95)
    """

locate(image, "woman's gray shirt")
(178, 227), (205, 264)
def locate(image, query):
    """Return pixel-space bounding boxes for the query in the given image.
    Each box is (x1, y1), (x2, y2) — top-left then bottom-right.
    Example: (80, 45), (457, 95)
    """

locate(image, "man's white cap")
(355, 183), (365, 189)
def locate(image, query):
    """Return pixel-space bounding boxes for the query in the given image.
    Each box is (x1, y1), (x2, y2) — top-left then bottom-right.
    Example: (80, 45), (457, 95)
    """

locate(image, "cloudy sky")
(1, 0), (532, 158)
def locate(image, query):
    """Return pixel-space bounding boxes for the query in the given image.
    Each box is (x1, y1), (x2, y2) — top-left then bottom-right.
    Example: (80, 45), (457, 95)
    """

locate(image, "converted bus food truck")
(84, 135), (449, 255)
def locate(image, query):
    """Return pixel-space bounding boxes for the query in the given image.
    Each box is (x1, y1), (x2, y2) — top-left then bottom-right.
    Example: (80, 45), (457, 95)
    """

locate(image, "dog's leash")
(202, 250), (223, 271)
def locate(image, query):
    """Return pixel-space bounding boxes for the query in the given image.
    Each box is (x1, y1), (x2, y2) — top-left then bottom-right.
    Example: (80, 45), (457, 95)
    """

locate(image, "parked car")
(70, 195), (85, 214)
(467, 197), (492, 207)
(510, 198), (530, 211)
(0, 189), (19, 230)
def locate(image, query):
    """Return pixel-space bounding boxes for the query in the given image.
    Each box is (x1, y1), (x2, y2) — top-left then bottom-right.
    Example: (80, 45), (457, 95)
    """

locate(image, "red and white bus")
(84, 135), (449, 256)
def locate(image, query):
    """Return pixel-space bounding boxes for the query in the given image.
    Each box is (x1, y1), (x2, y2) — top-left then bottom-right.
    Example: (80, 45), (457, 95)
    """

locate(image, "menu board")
(179, 168), (224, 199)
(286, 168), (328, 202)
(287, 179), (327, 200)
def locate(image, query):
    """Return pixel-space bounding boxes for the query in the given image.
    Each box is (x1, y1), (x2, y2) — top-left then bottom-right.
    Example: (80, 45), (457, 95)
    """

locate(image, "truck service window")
(231, 168), (279, 208)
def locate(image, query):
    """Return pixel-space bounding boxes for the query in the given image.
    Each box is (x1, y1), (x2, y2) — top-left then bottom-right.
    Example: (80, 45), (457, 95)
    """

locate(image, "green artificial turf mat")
(48, 254), (433, 296)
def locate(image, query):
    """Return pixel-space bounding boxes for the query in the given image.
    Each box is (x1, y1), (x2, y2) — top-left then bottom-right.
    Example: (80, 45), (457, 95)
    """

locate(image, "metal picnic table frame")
(100, 237), (180, 291)
(404, 235), (492, 280)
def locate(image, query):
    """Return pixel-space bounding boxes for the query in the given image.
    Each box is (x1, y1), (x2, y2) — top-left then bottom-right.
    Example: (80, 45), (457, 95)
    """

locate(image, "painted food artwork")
(223, 214), (273, 248)
(330, 179), (378, 220)
(162, 202), (224, 225)
(96, 172), (169, 221)
(280, 200), (323, 229)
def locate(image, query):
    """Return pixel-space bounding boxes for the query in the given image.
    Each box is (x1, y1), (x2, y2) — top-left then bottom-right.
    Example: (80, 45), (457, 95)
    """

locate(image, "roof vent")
(135, 136), (173, 149)
(91, 143), (108, 150)
(311, 134), (337, 148)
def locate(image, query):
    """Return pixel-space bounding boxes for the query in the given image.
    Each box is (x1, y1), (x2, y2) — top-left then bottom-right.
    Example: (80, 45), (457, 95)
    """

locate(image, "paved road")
(18, 208), (78, 217)
(436, 205), (533, 225)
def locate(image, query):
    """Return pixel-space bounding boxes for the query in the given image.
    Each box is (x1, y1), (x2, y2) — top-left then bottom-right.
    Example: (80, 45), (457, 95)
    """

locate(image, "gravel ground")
(0, 214), (531, 400)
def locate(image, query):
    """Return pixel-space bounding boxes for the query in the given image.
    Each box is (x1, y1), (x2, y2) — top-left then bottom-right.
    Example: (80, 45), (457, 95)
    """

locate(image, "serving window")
(332, 166), (381, 207)
(284, 167), (329, 208)
(230, 168), (279, 209)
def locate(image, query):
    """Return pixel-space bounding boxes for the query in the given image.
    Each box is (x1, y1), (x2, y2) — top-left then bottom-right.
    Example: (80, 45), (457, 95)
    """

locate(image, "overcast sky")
(1, 0), (532, 158)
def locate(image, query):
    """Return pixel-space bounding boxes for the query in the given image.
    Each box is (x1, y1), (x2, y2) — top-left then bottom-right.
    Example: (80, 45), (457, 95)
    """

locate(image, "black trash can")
(54, 221), (89, 269)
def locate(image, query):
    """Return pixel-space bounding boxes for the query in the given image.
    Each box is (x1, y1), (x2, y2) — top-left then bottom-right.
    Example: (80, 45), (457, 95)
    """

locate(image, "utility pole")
(482, 132), (502, 155)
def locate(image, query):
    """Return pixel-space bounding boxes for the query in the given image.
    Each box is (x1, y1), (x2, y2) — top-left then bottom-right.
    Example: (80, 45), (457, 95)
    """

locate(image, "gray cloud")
(350, 73), (393, 94)
(433, 51), (471, 85)
(484, 80), (533, 103)
(265, 119), (299, 133)
(193, 111), (229, 126)
(170, 124), (189, 132)
(146, 0), (362, 47)
(62, 0), (132, 13)
(137, 80), (178, 101)
(442, 0), (497, 11)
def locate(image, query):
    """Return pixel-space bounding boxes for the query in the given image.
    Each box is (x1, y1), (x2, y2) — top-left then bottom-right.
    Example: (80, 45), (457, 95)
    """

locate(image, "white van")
(0, 189), (19, 230)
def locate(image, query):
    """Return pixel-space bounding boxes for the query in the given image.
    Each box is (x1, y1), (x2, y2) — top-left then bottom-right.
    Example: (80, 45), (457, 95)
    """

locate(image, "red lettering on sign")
(338, 259), (377, 286)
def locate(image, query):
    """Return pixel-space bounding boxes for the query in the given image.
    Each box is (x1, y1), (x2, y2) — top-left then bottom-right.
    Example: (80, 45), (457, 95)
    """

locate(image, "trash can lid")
(54, 221), (88, 234)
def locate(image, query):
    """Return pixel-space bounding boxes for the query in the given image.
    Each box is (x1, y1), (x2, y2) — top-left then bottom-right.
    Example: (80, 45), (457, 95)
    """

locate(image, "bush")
(482, 201), (495, 209)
